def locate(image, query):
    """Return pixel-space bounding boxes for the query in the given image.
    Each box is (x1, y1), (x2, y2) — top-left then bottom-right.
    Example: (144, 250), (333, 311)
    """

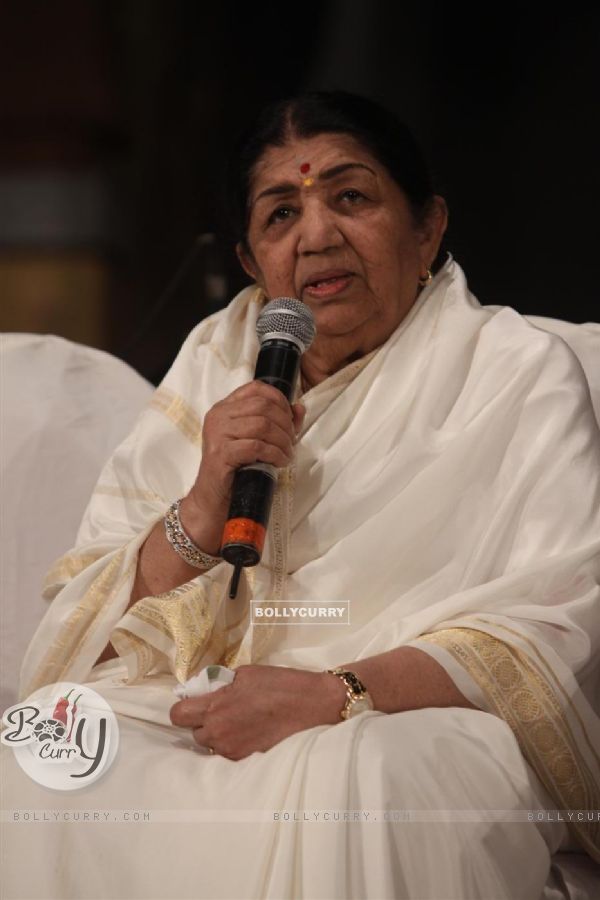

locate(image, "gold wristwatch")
(326, 667), (374, 720)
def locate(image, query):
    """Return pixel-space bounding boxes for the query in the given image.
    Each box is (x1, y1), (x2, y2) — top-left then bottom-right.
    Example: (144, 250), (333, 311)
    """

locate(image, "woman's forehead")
(250, 133), (380, 192)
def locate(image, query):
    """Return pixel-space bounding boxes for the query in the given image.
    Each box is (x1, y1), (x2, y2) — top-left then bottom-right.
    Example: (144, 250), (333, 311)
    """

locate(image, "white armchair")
(485, 311), (600, 424)
(0, 333), (154, 710)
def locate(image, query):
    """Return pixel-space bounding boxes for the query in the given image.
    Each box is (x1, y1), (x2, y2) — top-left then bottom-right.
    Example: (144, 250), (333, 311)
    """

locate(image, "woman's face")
(238, 133), (447, 363)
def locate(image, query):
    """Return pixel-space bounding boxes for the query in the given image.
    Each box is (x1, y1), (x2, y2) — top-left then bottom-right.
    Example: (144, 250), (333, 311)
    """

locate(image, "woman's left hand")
(170, 665), (346, 760)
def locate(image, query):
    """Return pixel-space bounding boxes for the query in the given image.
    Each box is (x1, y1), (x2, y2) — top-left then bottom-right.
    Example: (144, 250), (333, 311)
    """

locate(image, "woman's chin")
(309, 303), (373, 340)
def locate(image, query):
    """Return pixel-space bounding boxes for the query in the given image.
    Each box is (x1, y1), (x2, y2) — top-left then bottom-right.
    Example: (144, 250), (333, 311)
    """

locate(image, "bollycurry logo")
(1, 682), (119, 790)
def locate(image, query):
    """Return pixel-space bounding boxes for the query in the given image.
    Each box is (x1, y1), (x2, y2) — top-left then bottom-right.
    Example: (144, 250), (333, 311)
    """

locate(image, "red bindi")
(299, 162), (311, 174)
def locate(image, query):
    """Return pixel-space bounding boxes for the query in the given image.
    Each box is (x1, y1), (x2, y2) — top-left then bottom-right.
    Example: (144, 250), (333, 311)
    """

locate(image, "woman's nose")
(296, 200), (344, 255)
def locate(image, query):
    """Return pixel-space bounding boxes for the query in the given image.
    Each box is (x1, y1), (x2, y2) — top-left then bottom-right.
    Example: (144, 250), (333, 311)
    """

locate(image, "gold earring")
(418, 268), (433, 287)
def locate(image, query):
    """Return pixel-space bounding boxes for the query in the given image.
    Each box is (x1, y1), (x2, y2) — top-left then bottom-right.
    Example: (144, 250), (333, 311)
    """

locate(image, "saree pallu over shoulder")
(20, 259), (600, 860)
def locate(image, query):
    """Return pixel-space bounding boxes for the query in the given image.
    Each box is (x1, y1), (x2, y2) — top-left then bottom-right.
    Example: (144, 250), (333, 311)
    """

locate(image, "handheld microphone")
(220, 297), (316, 598)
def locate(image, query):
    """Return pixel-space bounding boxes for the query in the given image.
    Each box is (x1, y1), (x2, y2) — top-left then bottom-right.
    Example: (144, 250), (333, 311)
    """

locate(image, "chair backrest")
(0, 333), (154, 710)
(526, 315), (599, 424)
(486, 311), (600, 426)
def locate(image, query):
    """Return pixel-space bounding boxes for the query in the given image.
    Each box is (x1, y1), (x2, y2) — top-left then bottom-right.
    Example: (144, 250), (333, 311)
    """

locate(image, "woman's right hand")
(178, 382), (305, 555)
(106, 382), (306, 648)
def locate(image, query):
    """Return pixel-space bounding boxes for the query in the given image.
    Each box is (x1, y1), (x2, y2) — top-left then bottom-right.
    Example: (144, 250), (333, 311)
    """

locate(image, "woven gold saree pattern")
(42, 551), (105, 596)
(150, 387), (203, 446)
(23, 549), (133, 698)
(420, 626), (600, 861)
(110, 464), (293, 680)
(111, 579), (224, 683)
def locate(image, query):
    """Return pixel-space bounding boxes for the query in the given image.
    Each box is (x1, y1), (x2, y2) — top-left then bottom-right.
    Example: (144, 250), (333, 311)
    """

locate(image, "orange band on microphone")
(221, 519), (266, 554)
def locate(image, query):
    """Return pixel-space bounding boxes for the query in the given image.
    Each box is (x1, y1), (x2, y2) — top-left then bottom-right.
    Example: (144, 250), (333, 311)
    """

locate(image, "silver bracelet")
(164, 499), (222, 571)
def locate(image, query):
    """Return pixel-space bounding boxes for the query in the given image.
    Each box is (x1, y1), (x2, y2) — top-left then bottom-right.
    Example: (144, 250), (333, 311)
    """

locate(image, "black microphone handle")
(220, 338), (302, 596)
(254, 338), (301, 400)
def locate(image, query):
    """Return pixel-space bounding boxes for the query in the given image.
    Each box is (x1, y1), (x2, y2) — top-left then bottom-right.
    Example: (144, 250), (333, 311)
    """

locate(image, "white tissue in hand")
(174, 665), (236, 699)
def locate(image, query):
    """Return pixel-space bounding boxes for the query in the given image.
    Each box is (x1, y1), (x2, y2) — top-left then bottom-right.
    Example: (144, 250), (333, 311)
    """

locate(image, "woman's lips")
(303, 274), (353, 299)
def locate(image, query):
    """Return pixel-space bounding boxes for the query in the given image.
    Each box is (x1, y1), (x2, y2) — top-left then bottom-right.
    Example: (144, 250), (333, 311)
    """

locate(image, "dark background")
(1, 1), (597, 384)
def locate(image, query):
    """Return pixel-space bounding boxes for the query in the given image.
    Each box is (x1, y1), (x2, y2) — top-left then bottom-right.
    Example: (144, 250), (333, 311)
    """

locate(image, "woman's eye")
(267, 206), (295, 226)
(339, 189), (365, 203)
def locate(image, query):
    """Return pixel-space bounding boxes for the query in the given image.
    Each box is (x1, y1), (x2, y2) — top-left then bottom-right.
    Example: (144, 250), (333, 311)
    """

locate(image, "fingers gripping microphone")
(220, 298), (316, 598)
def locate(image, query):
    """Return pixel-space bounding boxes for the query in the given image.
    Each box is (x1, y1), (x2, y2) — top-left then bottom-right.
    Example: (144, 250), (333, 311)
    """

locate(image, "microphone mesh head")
(256, 297), (316, 352)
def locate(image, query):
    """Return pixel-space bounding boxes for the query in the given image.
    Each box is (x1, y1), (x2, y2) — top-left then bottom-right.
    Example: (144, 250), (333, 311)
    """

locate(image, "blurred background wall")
(0, 0), (597, 384)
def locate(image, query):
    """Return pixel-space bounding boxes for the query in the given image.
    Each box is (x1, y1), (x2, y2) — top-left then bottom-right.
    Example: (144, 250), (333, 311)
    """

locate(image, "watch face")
(347, 697), (372, 718)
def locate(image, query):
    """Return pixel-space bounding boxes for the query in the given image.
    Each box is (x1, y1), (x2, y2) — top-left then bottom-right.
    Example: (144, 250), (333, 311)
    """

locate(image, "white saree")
(2, 256), (599, 899)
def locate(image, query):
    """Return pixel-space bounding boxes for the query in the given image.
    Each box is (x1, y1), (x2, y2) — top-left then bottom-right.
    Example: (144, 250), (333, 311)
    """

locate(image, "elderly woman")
(3, 92), (600, 899)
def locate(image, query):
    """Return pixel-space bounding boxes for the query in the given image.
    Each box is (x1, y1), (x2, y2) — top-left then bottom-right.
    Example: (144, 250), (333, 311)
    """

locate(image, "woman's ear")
(420, 195), (449, 267)
(236, 243), (260, 284)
